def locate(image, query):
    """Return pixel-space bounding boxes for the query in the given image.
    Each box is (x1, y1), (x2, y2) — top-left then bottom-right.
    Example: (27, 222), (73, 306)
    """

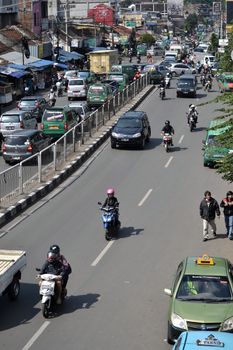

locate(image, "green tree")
(128, 27), (137, 51)
(209, 33), (219, 54)
(184, 14), (198, 34)
(139, 33), (155, 47)
(219, 31), (233, 71)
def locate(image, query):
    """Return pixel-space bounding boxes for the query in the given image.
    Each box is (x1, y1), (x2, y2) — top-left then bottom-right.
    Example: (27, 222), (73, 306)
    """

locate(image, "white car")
(168, 63), (196, 76)
(67, 78), (87, 100)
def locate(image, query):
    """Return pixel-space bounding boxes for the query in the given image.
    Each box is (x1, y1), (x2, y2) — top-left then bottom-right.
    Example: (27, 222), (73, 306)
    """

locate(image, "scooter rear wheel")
(42, 300), (50, 318)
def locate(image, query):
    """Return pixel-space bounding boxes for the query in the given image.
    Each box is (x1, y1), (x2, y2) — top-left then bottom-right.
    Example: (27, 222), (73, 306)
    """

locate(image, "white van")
(203, 55), (216, 67)
(170, 44), (182, 55)
(165, 50), (178, 61)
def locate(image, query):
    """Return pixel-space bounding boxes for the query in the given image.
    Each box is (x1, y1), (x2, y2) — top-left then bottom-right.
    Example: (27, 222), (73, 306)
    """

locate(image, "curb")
(0, 85), (154, 228)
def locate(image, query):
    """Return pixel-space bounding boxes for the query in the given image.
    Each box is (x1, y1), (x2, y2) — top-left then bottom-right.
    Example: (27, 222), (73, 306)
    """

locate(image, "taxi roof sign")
(196, 334), (224, 347)
(196, 254), (215, 266)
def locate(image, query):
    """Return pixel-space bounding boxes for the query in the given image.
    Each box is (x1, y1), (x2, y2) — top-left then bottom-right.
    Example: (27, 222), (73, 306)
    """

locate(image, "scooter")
(37, 273), (67, 318)
(162, 133), (172, 152)
(205, 80), (212, 92)
(98, 202), (120, 240)
(165, 76), (170, 88)
(159, 86), (165, 100)
(56, 81), (63, 97)
(189, 115), (196, 132)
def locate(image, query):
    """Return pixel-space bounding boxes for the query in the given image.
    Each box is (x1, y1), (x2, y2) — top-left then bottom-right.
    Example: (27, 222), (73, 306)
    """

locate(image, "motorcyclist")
(137, 53), (141, 63)
(188, 104), (198, 124)
(49, 244), (72, 290)
(48, 89), (56, 106)
(40, 251), (64, 304)
(165, 72), (170, 87)
(56, 79), (63, 96)
(133, 70), (141, 80)
(102, 188), (120, 225)
(161, 120), (174, 146)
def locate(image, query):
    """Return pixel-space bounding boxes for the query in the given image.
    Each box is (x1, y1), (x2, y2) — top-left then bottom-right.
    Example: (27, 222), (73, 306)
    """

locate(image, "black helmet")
(47, 251), (57, 263)
(50, 244), (60, 255)
(165, 120), (170, 125)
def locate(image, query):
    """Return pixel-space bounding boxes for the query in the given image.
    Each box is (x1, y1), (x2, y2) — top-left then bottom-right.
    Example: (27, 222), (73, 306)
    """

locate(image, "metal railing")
(0, 74), (149, 207)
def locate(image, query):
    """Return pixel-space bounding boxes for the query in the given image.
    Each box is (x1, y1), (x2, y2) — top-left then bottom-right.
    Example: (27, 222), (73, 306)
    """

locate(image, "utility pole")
(65, 0), (69, 51)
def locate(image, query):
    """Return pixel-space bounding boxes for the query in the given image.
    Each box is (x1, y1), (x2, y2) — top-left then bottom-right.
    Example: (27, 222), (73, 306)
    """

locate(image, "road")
(0, 78), (231, 350)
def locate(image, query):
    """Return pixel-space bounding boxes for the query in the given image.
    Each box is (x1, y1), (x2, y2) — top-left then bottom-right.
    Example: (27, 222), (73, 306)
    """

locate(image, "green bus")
(203, 119), (231, 167)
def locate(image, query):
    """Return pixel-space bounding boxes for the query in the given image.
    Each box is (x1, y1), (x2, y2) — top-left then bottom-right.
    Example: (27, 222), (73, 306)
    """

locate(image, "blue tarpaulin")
(0, 66), (29, 78)
(58, 50), (84, 61)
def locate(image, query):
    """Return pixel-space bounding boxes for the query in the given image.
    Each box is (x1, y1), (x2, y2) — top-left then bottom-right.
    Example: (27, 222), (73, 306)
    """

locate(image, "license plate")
(49, 126), (59, 129)
(6, 126), (15, 130)
(122, 138), (129, 141)
(183, 91), (188, 94)
(13, 156), (21, 160)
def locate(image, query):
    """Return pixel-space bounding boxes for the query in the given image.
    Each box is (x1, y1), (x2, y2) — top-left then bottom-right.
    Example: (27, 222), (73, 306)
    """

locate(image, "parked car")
(17, 96), (47, 122)
(0, 109), (37, 137)
(87, 83), (114, 108)
(164, 254), (233, 344)
(169, 63), (196, 76)
(41, 106), (78, 139)
(68, 102), (91, 121)
(2, 129), (51, 164)
(67, 78), (88, 100)
(111, 110), (151, 149)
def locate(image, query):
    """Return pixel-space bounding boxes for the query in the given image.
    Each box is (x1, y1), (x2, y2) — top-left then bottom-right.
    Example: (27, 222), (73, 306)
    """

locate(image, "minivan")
(0, 109), (37, 137)
(111, 64), (138, 82)
(41, 106), (78, 139)
(87, 83), (113, 108)
(176, 74), (197, 97)
(203, 119), (231, 167)
(67, 78), (87, 100)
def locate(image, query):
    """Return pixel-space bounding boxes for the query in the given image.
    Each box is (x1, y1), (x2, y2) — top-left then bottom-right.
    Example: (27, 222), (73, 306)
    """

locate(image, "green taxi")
(203, 119), (231, 167)
(111, 64), (138, 83)
(164, 254), (233, 344)
(87, 83), (113, 108)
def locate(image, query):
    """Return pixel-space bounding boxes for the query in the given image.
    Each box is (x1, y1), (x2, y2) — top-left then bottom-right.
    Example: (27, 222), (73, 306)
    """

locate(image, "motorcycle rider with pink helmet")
(102, 188), (120, 225)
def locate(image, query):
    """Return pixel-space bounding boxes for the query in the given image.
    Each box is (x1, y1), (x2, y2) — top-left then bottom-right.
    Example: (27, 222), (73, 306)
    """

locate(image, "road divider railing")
(0, 74), (149, 207)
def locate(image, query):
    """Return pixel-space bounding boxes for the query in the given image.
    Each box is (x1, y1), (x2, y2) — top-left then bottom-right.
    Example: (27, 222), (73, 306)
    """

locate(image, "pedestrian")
(220, 191), (233, 240)
(200, 190), (220, 241)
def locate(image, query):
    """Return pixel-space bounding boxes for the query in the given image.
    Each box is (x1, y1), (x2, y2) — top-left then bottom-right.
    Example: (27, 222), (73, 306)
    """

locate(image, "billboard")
(167, 0), (183, 16)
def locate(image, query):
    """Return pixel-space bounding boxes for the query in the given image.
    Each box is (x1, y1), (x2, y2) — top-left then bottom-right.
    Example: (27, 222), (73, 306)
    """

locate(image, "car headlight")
(220, 317), (233, 331)
(112, 132), (119, 138)
(190, 89), (194, 91)
(171, 313), (188, 330)
(132, 133), (141, 138)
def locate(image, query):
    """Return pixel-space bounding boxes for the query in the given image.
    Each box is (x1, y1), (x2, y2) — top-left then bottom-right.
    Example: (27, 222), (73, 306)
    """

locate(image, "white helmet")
(191, 104), (195, 108)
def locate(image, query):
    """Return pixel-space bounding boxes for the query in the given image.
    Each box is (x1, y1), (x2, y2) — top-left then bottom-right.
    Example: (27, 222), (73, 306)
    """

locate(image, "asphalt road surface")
(0, 77), (231, 350)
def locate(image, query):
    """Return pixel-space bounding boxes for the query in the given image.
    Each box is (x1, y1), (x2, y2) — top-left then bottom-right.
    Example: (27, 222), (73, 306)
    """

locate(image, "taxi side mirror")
(164, 288), (172, 296)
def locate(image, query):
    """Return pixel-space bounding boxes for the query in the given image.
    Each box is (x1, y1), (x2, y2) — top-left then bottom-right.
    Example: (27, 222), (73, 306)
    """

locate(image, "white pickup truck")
(0, 249), (26, 300)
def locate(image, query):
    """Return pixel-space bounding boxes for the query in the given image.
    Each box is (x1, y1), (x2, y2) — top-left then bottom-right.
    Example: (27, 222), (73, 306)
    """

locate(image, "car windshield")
(109, 75), (123, 82)
(69, 80), (84, 86)
(89, 87), (104, 94)
(207, 135), (218, 145)
(20, 100), (36, 106)
(1, 115), (20, 123)
(117, 118), (142, 128)
(226, 78), (233, 83)
(43, 111), (64, 121)
(78, 72), (89, 78)
(178, 81), (194, 87)
(176, 275), (232, 301)
(72, 107), (83, 115)
(5, 136), (30, 145)
(65, 71), (77, 77)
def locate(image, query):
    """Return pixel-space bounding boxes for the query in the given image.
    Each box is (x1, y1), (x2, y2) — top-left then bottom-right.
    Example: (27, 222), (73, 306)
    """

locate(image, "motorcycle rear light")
(40, 124), (44, 130)
(64, 122), (68, 130)
(20, 121), (24, 128)
(2, 143), (6, 152)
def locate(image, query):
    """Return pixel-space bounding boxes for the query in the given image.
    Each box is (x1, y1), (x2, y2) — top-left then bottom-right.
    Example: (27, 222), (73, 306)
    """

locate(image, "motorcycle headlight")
(132, 133), (141, 138)
(220, 317), (233, 331)
(112, 132), (119, 138)
(171, 313), (188, 330)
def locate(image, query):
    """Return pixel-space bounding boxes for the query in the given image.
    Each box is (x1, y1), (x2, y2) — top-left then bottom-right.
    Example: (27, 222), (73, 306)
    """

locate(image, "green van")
(203, 119), (231, 167)
(87, 83), (113, 108)
(111, 64), (138, 82)
(41, 106), (78, 139)
(107, 72), (129, 92)
(216, 73), (233, 93)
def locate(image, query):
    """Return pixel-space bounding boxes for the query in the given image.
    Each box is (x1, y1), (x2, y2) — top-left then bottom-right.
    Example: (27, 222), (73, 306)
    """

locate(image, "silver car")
(67, 78), (87, 100)
(168, 63), (196, 76)
(68, 102), (91, 121)
(0, 109), (37, 137)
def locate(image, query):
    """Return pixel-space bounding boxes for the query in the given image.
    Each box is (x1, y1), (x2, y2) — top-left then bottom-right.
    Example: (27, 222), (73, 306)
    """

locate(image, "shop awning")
(58, 50), (84, 61)
(0, 66), (29, 78)
(27, 59), (54, 70)
(53, 62), (68, 69)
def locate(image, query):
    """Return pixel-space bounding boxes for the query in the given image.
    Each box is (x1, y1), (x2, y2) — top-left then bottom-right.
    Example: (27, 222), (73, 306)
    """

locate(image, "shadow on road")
(194, 126), (207, 132)
(118, 226), (144, 238)
(196, 93), (208, 98)
(170, 146), (188, 152)
(61, 293), (101, 314)
(0, 283), (40, 331)
(146, 138), (163, 149)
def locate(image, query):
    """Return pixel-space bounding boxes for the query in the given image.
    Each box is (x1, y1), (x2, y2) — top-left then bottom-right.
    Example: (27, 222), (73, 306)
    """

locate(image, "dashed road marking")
(138, 189), (153, 207)
(165, 156), (173, 168)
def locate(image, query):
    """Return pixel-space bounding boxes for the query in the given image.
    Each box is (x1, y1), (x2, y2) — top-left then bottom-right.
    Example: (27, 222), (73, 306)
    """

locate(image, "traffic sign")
(213, 2), (221, 14)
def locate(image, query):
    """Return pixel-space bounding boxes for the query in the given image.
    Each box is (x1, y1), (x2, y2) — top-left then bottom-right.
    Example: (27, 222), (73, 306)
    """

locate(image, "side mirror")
(164, 288), (172, 296)
(98, 202), (102, 205)
(36, 268), (41, 272)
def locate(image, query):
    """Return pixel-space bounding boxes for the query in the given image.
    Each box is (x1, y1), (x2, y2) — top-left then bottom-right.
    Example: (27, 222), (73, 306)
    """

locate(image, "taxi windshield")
(176, 275), (232, 301)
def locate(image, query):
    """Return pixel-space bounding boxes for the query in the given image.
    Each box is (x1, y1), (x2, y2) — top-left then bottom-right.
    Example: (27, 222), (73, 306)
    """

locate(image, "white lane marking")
(22, 321), (50, 350)
(165, 156), (173, 168)
(91, 241), (114, 266)
(138, 189), (153, 207)
(178, 135), (184, 144)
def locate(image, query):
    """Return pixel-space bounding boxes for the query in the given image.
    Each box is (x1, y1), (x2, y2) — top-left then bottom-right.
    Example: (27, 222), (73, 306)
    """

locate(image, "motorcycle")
(165, 76), (170, 88)
(48, 98), (56, 107)
(159, 87), (165, 100)
(200, 74), (206, 86)
(162, 133), (172, 152)
(37, 273), (67, 318)
(56, 81), (63, 97)
(98, 202), (120, 240)
(189, 115), (196, 132)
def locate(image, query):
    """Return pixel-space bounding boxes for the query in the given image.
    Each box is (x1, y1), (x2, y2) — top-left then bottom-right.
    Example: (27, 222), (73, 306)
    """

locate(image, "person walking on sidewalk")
(220, 191), (233, 240)
(200, 190), (220, 242)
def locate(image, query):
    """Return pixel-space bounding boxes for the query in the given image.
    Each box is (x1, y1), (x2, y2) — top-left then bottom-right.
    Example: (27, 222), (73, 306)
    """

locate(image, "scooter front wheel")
(42, 300), (50, 318)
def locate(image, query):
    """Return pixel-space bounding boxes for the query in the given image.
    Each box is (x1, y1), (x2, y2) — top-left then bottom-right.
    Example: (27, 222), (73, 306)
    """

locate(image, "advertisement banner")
(167, 0), (183, 16)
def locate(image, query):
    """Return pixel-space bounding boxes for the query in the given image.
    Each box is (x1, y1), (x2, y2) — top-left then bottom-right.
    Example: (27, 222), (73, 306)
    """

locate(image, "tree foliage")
(139, 33), (155, 47)
(184, 14), (198, 34)
(209, 33), (219, 54)
(128, 28), (137, 50)
(219, 31), (233, 71)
